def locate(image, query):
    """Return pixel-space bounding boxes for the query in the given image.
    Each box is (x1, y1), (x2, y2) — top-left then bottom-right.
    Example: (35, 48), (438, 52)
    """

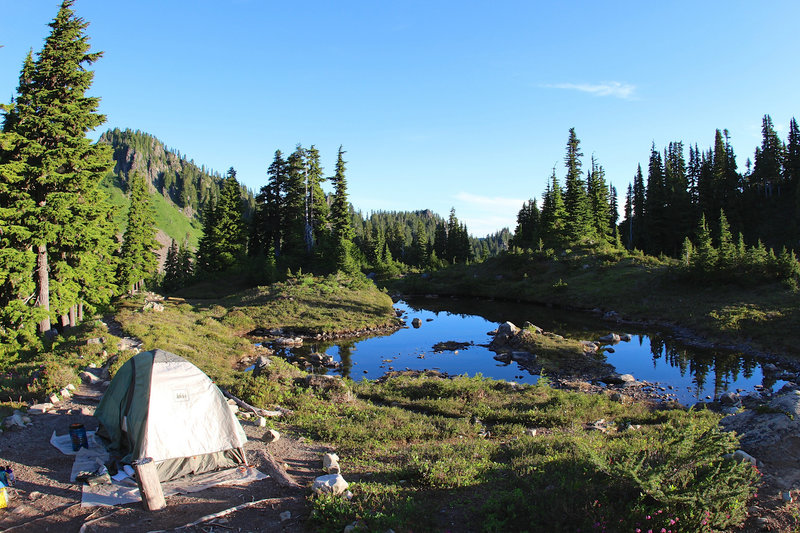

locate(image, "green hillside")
(100, 172), (203, 248)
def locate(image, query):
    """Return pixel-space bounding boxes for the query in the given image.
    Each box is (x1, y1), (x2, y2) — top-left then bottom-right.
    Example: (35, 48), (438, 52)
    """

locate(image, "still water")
(270, 297), (785, 405)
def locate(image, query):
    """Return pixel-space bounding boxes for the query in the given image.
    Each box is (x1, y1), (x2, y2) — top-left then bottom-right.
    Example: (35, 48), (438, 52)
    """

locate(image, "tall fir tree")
(540, 169), (567, 248)
(329, 146), (357, 273)
(562, 128), (593, 242)
(118, 172), (159, 293)
(213, 168), (247, 269)
(631, 164), (646, 250)
(282, 146), (308, 259)
(512, 199), (540, 250)
(0, 0), (116, 334)
(305, 145), (329, 250)
(586, 156), (611, 242)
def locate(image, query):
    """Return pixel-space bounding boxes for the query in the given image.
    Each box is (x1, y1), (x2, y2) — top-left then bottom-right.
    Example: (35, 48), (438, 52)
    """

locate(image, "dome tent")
(95, 349), (248, 482)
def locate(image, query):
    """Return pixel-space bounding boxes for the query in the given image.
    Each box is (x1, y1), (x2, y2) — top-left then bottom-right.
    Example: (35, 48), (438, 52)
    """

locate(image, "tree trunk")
(69, 305), (76, 328)
(77, 302), (83, 322)
(60, 314), (69, 328)
(37, 244), (50, 333)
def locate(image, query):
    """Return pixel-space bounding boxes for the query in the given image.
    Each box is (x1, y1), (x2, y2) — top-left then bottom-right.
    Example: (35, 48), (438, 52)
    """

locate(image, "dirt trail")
(0, 364), (322, 532)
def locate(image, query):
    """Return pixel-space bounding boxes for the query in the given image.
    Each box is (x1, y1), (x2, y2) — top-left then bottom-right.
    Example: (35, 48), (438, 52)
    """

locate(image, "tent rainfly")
(95, 349), (247, 482)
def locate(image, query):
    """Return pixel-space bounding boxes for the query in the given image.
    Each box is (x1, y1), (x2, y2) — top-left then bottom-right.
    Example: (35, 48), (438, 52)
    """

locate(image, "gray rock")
(312, 474), (349, 496)
(263, 429), (281, 443)
(597, 333), (621, 344)
(580, 341), (598, 352)
(28, 403), (53, 415)
(323, 453), (340, 473)
(496, 322), (520, 337)
(280, 511), (292, 521)
(620, 333), (633, 342)
(733, 449), (757, 465)
(411, 318), (422, 328)
(510, 351), (536, 363)
(720, 392), (740, 406)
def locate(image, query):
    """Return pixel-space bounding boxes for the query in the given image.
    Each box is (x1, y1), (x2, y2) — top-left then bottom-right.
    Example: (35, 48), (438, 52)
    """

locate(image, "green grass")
(219, 273), (398, 335)
(294, 374), (759, 532)
(100, 173), (203, 247)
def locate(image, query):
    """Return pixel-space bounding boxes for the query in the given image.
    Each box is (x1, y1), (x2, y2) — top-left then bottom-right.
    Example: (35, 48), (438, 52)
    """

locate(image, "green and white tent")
(95, 349), (248, 482)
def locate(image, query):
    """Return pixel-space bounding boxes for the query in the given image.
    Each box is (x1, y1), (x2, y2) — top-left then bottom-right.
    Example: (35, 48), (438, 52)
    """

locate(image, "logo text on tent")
(173, 389), (190, 402)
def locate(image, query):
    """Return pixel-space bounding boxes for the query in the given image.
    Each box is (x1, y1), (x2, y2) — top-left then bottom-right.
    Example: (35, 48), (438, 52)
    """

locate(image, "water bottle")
(69, 423), (88, 451)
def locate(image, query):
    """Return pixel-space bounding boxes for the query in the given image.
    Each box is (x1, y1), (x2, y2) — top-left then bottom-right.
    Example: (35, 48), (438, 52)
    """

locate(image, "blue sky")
(2, 1), (798, 237)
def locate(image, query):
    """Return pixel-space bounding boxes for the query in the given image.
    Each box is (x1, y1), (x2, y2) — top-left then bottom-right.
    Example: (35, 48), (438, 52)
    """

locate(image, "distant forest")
(511, 119), (800, 283)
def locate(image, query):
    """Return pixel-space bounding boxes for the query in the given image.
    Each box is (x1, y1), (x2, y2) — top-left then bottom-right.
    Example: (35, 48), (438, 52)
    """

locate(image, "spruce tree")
(163, 239), (180, 291)
(282, 146), (307, 259)
(118, 172), (159, 293)
(693, 213), (717, 275)
(196, 197), (219, 273)
(0, 1), (115, 333)
(305, 145), (329, 250)
(587, 157), (611, 242)
(329, 147), (357, 273)
(213, 168), (247, 269)
(540, 169), (567, 248)
(644, 145), (668, 255)
(264, 150), (288, 257)
(512, 199), (540, 250)
(632, 164), (646, 250)
(717, 210), (735, 270)
(562, 128), (593, 243)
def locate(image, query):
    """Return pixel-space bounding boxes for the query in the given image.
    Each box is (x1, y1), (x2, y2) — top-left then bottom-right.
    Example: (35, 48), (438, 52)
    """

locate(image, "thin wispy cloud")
(543, 81), (636, 100)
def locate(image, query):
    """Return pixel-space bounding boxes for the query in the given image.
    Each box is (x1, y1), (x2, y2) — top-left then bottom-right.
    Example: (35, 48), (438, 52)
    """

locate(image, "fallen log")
(218, 387), (291, 417)
(255, 449), (302, 490)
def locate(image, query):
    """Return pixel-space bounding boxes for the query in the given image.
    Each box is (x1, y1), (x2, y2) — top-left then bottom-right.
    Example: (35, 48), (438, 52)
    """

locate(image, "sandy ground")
(0, 375), (324, 533)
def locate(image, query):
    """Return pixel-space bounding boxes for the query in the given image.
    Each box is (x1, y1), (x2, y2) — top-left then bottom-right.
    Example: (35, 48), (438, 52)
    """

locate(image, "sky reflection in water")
(273, 298), (784, 405)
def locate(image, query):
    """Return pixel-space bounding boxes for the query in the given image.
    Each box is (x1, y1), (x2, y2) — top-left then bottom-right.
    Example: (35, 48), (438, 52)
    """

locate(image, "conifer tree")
(329, 146), (357, 273)
(196, 197), (219, 273)
(717, 210), (735, 270)
(305, 145), (329, 249)
(263, 150), (288, 257)
(644, 145), (668, 255)
(213, 168), (247, 268)
(587, 157), (611, 242)
(632, 164), (646, 250)
(752, 115), (784, 195)
(118, 172), (159, 293)
(0, 1), (115, 333)
(693, 213), (717, 275)
(562, 128), (593, 242)
(540, 169), (567, 248)
(163, 239), (180, 291)
(512, 199), (540, 250)
(282, 146), (308, 258)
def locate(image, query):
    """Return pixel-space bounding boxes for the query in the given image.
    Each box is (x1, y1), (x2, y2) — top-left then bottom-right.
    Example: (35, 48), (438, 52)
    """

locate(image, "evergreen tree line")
(511, 128), (620, 251)
(511, 122), (800, 284)
(0, 1), (162, 350)
(187, 145), (505, 286)
(619, 115), (800, 263)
